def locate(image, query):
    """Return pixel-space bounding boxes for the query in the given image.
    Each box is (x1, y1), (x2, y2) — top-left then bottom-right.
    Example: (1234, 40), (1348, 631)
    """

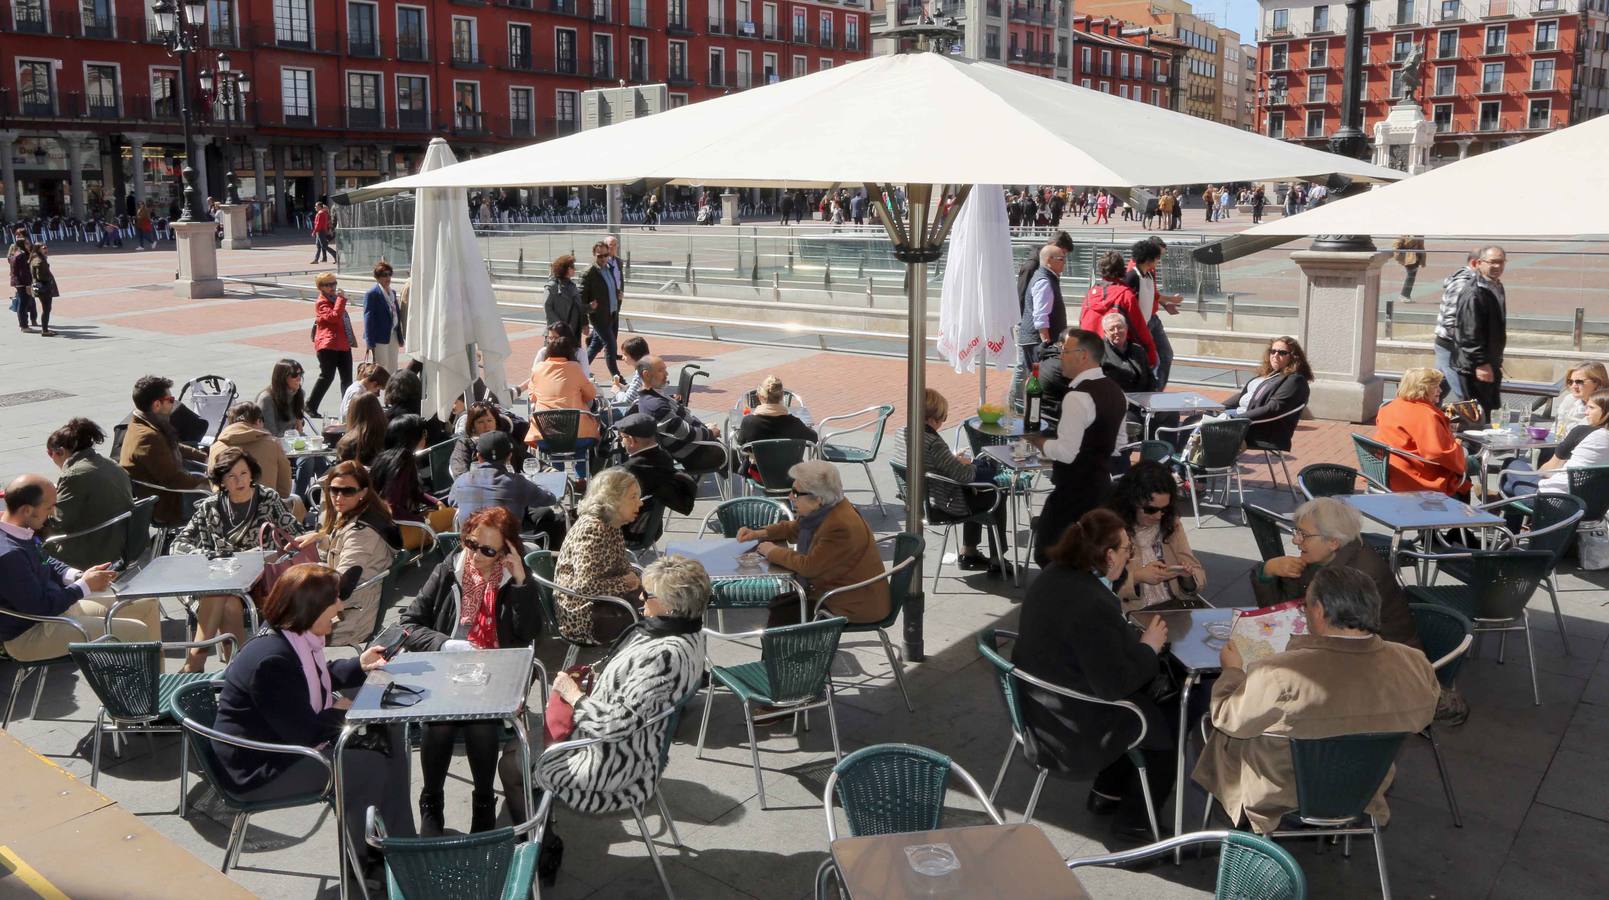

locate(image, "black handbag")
(1145, 652), (1184, 707)
(342, 724), (394, 757)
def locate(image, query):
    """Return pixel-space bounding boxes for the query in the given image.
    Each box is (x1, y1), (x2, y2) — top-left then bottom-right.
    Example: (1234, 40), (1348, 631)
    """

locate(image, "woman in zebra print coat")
(542, 555), (708, 815)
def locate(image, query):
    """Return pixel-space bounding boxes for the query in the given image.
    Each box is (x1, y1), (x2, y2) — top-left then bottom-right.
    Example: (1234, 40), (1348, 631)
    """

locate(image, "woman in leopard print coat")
(554, 468), (642, 644)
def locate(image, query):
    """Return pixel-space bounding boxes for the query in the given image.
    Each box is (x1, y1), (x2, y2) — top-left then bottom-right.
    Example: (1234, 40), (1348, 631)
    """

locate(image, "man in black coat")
(1097, 312), (1156, 394)
(1026, 330), (1127, 566)
(580, 242), (622, 379)
(617, 413), (697, 544)
(1451, 245), (1507, 423)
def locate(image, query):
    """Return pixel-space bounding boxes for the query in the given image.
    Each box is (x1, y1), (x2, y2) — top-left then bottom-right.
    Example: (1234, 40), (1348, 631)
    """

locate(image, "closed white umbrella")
(1243, 116), (1609, 237)
(937, 185), (1017, 404)
(410, 138), (512, 423)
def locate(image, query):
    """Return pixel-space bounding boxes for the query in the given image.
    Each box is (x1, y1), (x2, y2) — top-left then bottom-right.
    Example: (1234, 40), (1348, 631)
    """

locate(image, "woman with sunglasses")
(1106, 461), (1205, 613)
(295, 461), (398, 646)
(256, 358), (308, 437)
(1222, 336), (1313, 449)
(307, 272), (356, 419)
(398, 506), (540, 835)
(1553, 362), (1608, 439)
(212, 564), (413, 894)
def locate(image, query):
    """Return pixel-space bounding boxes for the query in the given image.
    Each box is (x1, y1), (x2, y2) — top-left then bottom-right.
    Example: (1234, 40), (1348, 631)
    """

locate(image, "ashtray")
(449, 663), (489, 686)
(1205, 621), (1233, 641)
(208, 557), (241, 576)
(737, 552), (764, 567)
(903, 843), (960, 877)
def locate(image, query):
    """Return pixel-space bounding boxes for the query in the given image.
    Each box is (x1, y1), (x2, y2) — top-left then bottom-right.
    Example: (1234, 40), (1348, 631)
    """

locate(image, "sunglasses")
(462, 537), (504, 559)
(1141, 504), (1169, 515)
(1269, 348), (1292, 357)
(1570, 379), (1594, 386)
(380, 681), (424, 708)
(326, 485), (361, 497)
(789, 489), (811, 499)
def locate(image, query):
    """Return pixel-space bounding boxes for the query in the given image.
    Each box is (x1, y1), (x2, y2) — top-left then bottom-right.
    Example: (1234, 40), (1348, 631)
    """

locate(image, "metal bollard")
(1225, 292), (1236, 332)
(866, 277), (875, 307)
(685, 253), (693, 281)
(1196, 282), (1205, 315)
(857, 254), (865, 278)
(517, 247), (525, 274)
(1384, 298), (1394, 340)
(772, 272), (781, 302)
(689, 266), (698, 297)
(625, 250), (631, 278)
(787, 249), (794, 273)
(1575, 307), (1585, 351)
(824, 261), (832, 290)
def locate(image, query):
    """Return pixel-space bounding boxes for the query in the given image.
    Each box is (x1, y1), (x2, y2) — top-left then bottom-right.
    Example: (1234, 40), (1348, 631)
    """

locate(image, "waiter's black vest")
(1050, 376), (1126, 487)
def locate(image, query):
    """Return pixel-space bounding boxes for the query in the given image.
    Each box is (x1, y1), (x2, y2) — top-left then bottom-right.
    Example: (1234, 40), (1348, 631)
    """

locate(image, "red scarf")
(459, 553), (504, 649)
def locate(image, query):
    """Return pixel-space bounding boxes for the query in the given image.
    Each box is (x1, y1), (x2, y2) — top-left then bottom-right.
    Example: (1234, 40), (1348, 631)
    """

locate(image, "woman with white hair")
(1375, 367), (1469, 497)
(737, 460), (889, 627)
(1252, 497), (1421, 652)
(555, 468), (643, 643)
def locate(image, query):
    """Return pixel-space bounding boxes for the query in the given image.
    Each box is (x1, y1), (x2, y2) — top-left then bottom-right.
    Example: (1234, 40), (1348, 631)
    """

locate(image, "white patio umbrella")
(409, 138), (511, 423)
(343, 50), (1402, 660)
(936, 185), (1017, 405)
(1243, 115), (1609, 237)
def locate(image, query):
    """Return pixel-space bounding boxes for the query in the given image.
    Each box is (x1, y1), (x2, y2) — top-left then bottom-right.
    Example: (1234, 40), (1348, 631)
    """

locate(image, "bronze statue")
(1397, 41), (1426, 103)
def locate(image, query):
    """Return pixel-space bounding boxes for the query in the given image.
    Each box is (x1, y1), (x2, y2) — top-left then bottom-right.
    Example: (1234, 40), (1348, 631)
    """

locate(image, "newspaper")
(1229, 600), (1309, 665)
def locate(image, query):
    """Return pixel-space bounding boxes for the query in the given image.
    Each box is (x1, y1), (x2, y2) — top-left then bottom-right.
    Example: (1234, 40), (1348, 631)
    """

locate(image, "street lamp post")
(151, 0), (210, 222)
(1310, 0), (1376, 252)
(200, 52), (251, 205)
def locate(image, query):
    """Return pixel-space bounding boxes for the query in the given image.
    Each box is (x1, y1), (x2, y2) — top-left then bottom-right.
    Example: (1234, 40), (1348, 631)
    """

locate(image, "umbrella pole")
(900, 184), (932, 664)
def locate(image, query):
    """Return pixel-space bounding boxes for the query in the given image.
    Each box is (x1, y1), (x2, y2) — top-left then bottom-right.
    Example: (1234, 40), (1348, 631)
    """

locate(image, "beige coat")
(1117, 522), (1206, 613)
(758, 500), (888, 623)
(323, 518), (396, 647)
(209, 422), (294, 500)
(1192, 634), (1439, 833)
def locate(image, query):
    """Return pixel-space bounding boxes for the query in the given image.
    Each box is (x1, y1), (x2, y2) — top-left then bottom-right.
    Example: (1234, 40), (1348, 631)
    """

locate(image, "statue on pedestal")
(1397, 41), (1426, 104)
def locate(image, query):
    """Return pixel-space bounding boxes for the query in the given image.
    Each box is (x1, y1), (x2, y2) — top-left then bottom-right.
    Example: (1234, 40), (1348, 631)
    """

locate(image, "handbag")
(543, 664), (595, 743)
(1146, 653), (1184, 706)
(253, 522), (320, 603)
(1579, 520), (1609, 571)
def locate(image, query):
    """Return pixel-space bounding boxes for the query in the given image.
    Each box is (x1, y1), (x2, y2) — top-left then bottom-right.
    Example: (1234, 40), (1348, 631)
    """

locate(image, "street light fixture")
(200, 53), (252, 204)
(151, 0), (210, 222)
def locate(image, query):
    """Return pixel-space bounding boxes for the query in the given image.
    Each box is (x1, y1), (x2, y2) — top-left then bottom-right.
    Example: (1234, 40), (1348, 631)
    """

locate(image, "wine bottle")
(1024, 364), (1043, 433)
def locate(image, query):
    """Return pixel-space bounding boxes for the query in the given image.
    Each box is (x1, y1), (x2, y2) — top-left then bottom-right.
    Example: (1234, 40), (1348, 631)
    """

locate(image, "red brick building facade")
(1069, 13), (1179, 107)
(1, 0), (870, 220)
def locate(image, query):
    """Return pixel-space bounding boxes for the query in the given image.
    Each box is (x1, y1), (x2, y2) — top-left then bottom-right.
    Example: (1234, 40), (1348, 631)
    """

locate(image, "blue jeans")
(1149, 314), (1174, 391)
(586, 316), (621, 379)
(1434, 342), (1465, 404)
(538, 436), (598, 478)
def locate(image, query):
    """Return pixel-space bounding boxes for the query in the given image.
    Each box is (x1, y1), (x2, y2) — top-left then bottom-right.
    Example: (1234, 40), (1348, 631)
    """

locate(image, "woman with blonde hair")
(554, 468), (643, 644)
(1375, 367), (1469, 497)
(294, 460), (399, 646)
(734, 374), (817, 478)
(1554, 362), (1609, 438)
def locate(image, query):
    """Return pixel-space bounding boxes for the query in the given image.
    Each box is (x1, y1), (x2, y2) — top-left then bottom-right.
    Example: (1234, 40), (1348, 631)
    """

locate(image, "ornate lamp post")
(150, 0), (210, 222)
(1311, 0), (1375, 251)
(200, 52), (251, 205)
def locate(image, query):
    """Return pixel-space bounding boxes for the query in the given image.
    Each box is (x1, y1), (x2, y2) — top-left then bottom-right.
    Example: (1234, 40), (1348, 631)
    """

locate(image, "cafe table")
(333, 646), (538, 900)
(980, 444), (1054, 586)
(1125, 391), (1225, 438)
(1458, 428), (1559, 501)
(664, 537), (805, 623)
(1342, 491), (1508, 572)
(830, 822), (1091, 899)
(106, 550), (267, 635)
(1151, 605), (1238, 862)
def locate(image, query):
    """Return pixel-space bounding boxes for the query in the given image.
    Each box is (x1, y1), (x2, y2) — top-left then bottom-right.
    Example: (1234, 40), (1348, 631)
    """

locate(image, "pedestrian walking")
(28, 244), (58, 337)
(310, 201), (338, 265)
(1438, 246), (1507, 419)
(1251, 186), (1266, 224)
(1169, 190), (1183, 230)
(307, 272), (356, 418)
(9, 228), (39, 331)
(363, 260), (403, 373)
(1094, 190), (1111, 225)
(135, 202), (156, 250)
(1393, 236), (1426, 302)
(778, 191), (794, 226)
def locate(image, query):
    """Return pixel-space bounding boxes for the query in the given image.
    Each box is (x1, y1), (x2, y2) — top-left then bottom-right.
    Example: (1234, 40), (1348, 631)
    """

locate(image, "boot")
(471, 791), (498, 833)
(418, 788), (445, 838)
(537, 821), (564, 887)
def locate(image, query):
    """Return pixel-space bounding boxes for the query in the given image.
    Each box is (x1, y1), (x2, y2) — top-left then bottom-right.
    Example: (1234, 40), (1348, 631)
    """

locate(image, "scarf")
(752, 402), (790, 416)
(282, 628), (334, 714)
(795, 500), (838, 555)
(459, 552), (505, 649)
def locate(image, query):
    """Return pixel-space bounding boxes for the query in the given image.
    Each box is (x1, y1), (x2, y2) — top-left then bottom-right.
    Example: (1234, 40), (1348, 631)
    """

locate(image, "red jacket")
(1374, 397), (1468, 496)
(313, 291), (351, 352)
(1080, 279), (1159, 367)
(312, 209), (332, 236)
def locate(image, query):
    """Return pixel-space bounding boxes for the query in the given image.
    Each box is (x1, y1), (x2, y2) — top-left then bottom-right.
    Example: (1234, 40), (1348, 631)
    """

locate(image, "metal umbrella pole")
(865, 181), (971, 663)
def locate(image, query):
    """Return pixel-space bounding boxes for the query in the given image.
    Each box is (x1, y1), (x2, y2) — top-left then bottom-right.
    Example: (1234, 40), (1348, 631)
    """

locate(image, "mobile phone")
(107, 560), (127, 573)
(380, 627), (411, 661)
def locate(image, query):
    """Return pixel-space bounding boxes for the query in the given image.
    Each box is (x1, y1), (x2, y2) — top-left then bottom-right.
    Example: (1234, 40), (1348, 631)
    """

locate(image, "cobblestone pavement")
(0, 234), (1606, 899)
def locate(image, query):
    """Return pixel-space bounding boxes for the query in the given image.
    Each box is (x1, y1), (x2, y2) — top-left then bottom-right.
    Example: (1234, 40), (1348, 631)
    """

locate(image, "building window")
(1151, 87), (1161, 105)
(669, 39), (687, 79)
(1390, 69), (1406, 98)
(510, 86), (533, 136)
(1484, 24), (1506, 55)
(593, 33), (613, 79)
(1481, 61), (1503, 92)
(1432, 102), (1452, 132)
(630, 37), (649, 82)
(846, 15), (859, 50)
(792, 54), (807, 77)
(1307, 73), (1326, 102)
(1308, 39), (1326, 68)
(1536, 19), (1558, 51)
(556, 89), (579, 134)
(1118, 84), (1128, 99)
(1434, 64), (1455, 95)
(1305, 109), (1324, 136)
(1532, 58), (1555, 90)
(819, 58), (831, 70)
(347, 72), (381, 127)
(1394, 32), (1414, 61)
(85, 64), (120, 118)
(1120, 53), (1130, 78)
(763, 52), (778, 83)
(452, 18), (478, 65)
(455, 81), (481, 130)
(1439, 0), (1460, 21)
(762, 2), (777, 39)
(668, 0), (686, 29)
(1100, 49), (1112, 76)
(509, 24), (532, 69)
(1099, 81), (1110, 93)
(1079, 78), (1090, 88)
(1394, 0), (1413, 25)
(1528, 98), (1550, 128)
(1313, 4), (1329, 30)
(1436, 28), (1457, 59)
(207, 0), (236, 46)
(397, 74), (428, 129)
(986, 26), (1001, 59)
(736, 49), (752, 88)
(281, 67), (313, 124)
(1478, 99), (1500, 130)
(1269, 110), (1285, 136)
(709, 47), (725, 85)
(629, 0), (647, 27)
(13, 0), (48, 33)
(274, 0), (311, 47)
(151, 68), (178, 118)
(1271, 8), (1289, 31)
(818, 11), (832, 46)
(557, 28), (577, 75)
(792, 6), (806, 42)
(1270, 43), (1288, 71)
(669, 93), (687, 108)
(348, 2), (378, 56)
(398, 6), (426, 61)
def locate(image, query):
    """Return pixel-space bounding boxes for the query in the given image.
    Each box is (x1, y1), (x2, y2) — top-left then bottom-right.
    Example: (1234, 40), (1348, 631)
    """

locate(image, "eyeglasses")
(290, 368), (305, 377)
(1049, 254), (1067, 261)
(789, 488), (811, 499)
(1115, 542), (1133, 557)
(1291, 527), (1314, 543)
(1269, 348), (1292, 357)
(1141, 504), (1169, 515)
(1570, 379), (1593, 387)
(326, 485), (361, 497)
(462, 537), (504, 559)
(380, 681), (424, 708)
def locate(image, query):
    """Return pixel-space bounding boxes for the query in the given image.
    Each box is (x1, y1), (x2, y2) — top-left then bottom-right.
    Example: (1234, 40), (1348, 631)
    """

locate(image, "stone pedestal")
(1371, 102), (1434, 175)
(172, 221), (225, 299)
(1291, 249), (1388, 423)
(721, 192), (739, 225)
(218, 203), (251, 249)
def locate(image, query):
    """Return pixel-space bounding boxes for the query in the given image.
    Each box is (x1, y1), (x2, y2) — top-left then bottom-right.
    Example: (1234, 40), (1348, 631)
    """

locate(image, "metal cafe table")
(980, 444), (1054, 586)
(106, 550), (267, 635)
(1154, 605), (1238, 861)
(332, 646), (538, 899)
(1342, 491), (1507, 571)
(1125, 391), (1225, 438)
(664, 538), (806, 623)
(830, 822), (1091, 899)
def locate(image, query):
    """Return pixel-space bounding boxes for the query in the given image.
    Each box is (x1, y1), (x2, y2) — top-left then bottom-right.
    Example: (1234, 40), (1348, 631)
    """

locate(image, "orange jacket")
(1374, 397), (1467, 496)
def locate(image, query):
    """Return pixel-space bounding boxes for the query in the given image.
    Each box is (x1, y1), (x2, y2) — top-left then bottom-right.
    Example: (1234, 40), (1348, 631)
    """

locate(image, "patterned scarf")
(459, 552), (505, 649)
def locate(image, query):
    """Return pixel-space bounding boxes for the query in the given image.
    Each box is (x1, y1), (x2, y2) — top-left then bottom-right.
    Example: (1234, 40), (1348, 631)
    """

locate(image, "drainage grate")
(0, 389), (73, 408)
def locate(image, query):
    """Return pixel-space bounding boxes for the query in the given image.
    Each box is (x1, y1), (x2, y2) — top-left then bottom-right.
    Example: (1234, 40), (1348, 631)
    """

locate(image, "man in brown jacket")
(119, 375), (209, 525)
(738, 460), (888, 627)
(1193, 566), (1439, 834)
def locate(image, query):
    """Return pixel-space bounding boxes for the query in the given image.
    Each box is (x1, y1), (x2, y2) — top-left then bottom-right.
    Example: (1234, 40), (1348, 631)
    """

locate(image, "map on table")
(1230, 600), (1308, 664)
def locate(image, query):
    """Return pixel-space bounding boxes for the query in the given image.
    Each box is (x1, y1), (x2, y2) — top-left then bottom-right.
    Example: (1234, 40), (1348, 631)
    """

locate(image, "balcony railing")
(505, 48), (535, 70)
(668, 7), (692, 32)
(398, 37), (430, 61)
(83, 11), (115, 37)
(819, 33), (835, 48)
(511, 116), (535, 137)
(592, 58), (614, 79)
(1529, 73), (1556, 91)
(556, 53), (578, 75)
(397, 108), (430, 130)
(668, 68), (695, 85)
(986, 0), (1001, 16)
(455, 111), (487, 134)
(708, 15), (726, 34)
(452, 42), (484, 67)
(349, 36), (381, 57)
(347, 106), (383, 128)
(791, 25), (810, 43)
(1480, 0), (1515, 17)
(1435, 2), (1468, 22)
(593, 0), (611, 20)
(13, 6), (48, 33)
(629, 3), (649, 26)
(845, 34), (860, 51)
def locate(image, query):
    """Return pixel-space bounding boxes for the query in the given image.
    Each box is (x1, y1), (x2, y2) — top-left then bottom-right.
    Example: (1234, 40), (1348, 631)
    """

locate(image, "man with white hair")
(1098, 311), (1155, 394)
(1010, 242), (1069, 412)
(736, 460), (888, 627)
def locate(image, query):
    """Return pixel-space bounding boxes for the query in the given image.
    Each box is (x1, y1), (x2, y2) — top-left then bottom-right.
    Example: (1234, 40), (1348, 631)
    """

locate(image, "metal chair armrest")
(1067, 831), (1235, 870)
(1511, 510), (1586, 543)
(174, 709), (333, 795)
(1249, 403), (1307, 426)
(159, 633), (239, 654)
(1152, 423), (1199, 441)
(815, 406), (888, 447)
(1009, 666), (1150, 751)
(704, 626), (771, 642)
(0, 606), (92, 642)
(816, 554), (917, 609)
(128, 478), (211, 498)
(41, 508), (136, 548)
(1431, 633), (1474, 672)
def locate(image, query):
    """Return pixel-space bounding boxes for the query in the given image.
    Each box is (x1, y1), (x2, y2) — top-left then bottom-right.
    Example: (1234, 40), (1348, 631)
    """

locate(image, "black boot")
(418, 788), (445, 838)
(537, 822), (564, 887)
(471, 791), (498, 833)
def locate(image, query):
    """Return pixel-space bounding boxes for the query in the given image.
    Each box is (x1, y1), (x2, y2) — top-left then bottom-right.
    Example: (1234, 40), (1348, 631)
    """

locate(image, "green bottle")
(1024, 364), (1043, 433)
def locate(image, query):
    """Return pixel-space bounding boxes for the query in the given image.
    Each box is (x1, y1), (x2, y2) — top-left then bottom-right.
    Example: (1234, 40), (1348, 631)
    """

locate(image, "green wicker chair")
(66, 638), (228, 806)
(416, 437), (459, 495)
(1404, 549), (1553, 705)
(1067, 830), (1306, 900)
(890, 461), (1004, 593)
(524, 549), (639, 669)
(1410, 603), (1474, 828)
(708, 574), (805, 632)
(742, 438), (814, 497)
(433, 530), (462, 560)
(527, 408), (603, 476)
(698, 497), (792, 538)
(169, 680), (342, 876)
(975, 628), (1030, 806)
(1157, 417), (1253, 527)
(1271, 733), (1408, 900)
(1297, 463), (1364, 500)
(696, 616), (848, 809)
(1350, 433), (1394, 493)
(0, 607), (92, 729)
(1245, 504), (1292, 564)
(815, 404), (895, 510)
(820, 534), (921, 712)
(365, 808), (540, 900)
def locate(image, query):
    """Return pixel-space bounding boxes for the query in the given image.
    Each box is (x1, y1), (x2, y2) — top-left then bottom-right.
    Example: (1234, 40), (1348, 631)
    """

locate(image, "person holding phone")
(1106, 462), (1206, 612)
(398, 506), (541, 835)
